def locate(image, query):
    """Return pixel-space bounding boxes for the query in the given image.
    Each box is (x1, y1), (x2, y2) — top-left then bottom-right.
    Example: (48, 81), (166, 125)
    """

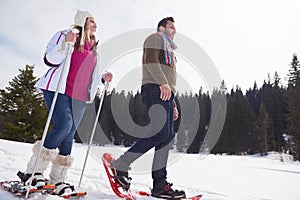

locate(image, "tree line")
(1, 54), (300, 160)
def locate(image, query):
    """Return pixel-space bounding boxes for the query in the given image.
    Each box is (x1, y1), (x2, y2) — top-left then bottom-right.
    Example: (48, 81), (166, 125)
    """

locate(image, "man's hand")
(160, 84), (171, 101)
(173, 106), (179, 121)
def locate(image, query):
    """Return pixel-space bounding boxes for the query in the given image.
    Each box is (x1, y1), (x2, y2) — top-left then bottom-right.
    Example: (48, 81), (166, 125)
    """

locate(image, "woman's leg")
(42, 91), (74, 150)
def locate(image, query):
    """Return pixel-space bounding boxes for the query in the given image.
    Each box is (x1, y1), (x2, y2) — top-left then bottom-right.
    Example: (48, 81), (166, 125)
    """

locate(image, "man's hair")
(157, 17), (175, 31)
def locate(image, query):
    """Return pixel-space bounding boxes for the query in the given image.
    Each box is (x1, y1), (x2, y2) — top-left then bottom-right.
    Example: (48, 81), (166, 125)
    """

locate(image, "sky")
(1, 0), (300, 93)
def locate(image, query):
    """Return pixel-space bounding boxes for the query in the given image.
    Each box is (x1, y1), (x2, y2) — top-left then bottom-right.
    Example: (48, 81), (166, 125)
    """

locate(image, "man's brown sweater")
(142, 33), (176, 93)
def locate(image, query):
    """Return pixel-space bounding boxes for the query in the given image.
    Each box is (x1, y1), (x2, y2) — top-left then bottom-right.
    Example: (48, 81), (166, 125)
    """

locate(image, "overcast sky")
(1, 0), (300, 93)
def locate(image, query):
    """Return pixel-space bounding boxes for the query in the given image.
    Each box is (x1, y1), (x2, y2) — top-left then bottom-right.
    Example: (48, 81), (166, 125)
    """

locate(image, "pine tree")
(233, 88), (256, 154)
(99, 89), (115, 145)
(271, 72), (288, 151)
(259, 73), (287, 152)
(75, 90), (112, 146)
(255, 102), (272, 155)
(212, 87), (256, 154)
(287, 54), (300, 86)
(211, 89), (234, 154)
(187, 90), (211, 153)
(286, 54), (300, 160)
(176, 92), (193, 152)
(246, 81), (262, 116)
(178, 91), (200, 152)
(0, 65), (47, 143)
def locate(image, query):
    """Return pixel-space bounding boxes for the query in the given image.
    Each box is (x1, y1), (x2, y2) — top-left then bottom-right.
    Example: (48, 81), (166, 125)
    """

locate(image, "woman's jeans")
(42, 90), (86, 156)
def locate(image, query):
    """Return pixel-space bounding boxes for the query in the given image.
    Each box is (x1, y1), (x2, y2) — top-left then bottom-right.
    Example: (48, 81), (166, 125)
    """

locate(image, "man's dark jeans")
(122, 83), (175, 182)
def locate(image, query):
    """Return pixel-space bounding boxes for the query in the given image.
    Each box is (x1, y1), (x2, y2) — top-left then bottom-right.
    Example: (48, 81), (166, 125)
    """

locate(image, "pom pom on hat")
(74, 10), (94, 45)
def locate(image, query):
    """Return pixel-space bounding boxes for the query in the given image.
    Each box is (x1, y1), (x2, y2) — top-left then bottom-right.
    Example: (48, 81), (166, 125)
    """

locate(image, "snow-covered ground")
(0, 139), (299, 200)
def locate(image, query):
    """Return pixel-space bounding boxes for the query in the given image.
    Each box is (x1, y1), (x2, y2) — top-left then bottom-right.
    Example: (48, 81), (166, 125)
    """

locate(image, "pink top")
(65, 41), (97, 101)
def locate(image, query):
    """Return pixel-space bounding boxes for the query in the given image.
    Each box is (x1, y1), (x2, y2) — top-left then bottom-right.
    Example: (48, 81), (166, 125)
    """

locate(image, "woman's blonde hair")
(73, 18), (98, 56)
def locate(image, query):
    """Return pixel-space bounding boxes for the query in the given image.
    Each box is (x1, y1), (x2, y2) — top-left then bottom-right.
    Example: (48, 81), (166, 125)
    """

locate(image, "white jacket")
(35, 29), (103, 103)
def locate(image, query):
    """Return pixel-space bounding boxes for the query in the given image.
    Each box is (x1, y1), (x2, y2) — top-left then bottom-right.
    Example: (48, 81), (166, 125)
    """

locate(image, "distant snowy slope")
(0, 139), (300, 200)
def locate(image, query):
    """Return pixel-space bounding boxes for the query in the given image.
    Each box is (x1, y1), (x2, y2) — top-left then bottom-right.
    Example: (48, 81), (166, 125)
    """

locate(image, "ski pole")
(25, 30), (77, 199)
(78, 81), (109, 187)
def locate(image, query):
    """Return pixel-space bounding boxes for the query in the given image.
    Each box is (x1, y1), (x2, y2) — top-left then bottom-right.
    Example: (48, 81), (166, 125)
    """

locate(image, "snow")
(0, 139), (300, 200)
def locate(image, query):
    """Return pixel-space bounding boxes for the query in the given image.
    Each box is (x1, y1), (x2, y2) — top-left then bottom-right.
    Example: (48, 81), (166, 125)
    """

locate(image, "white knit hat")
(74, 10), (94, 45)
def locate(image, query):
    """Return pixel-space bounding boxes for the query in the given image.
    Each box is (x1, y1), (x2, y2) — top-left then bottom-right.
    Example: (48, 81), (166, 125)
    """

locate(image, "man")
(112, 17), (185, 199)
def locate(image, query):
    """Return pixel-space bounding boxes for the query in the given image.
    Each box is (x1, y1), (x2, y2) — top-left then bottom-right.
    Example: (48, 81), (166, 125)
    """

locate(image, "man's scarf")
(157, 31), (177, 67)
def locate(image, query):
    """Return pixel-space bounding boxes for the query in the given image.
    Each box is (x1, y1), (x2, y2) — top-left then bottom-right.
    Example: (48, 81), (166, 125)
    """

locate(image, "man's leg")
(113, 84), (171, 169)
(152, 91), (174, 183)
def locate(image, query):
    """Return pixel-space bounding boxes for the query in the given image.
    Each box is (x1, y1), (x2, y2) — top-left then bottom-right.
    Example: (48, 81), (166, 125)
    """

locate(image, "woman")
(19, 10), (112, 196)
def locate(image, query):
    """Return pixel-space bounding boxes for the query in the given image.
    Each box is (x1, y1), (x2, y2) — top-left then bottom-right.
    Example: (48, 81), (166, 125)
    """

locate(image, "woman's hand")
(65, 32), (77, 43)
(102, 72), (113, 82)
